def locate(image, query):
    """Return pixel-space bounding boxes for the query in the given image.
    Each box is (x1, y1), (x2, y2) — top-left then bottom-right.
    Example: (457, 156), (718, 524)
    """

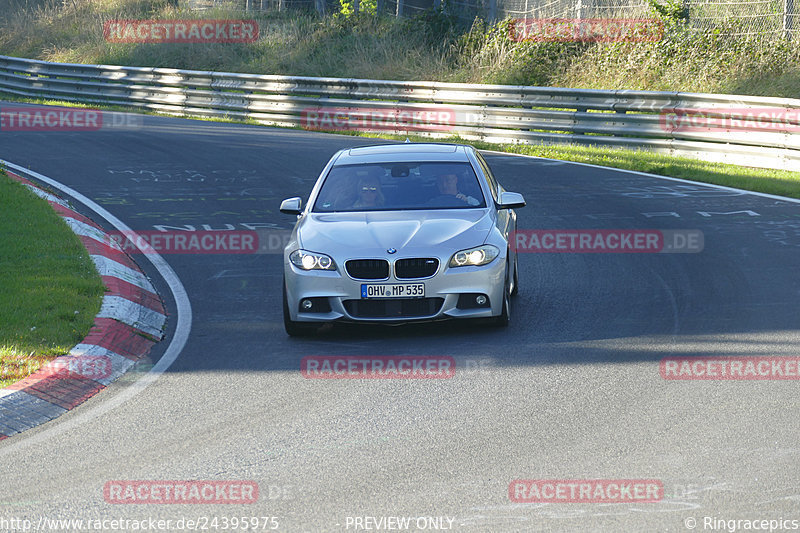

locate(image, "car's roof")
(335, 143), (473, 165)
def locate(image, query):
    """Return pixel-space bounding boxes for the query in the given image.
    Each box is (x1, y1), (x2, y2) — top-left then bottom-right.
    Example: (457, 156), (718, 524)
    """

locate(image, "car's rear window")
(313, 162), (486, 212)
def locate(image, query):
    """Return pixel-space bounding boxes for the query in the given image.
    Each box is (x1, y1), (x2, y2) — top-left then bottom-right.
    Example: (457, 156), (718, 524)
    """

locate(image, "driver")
(436, 173), (480, 206)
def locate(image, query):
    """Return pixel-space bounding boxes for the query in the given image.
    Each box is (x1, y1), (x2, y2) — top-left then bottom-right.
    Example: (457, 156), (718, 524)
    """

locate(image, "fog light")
(475, 295), (487, 306)
(301, 299), (313, 310)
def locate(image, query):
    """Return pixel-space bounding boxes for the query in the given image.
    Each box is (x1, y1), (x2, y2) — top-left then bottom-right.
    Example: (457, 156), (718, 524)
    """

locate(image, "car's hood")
(297, 210), (494, 257)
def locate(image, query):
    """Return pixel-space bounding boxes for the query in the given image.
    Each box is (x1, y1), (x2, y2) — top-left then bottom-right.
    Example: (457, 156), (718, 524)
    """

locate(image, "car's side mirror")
(280, 197), (303, 215)
(497, 191), (526, 210)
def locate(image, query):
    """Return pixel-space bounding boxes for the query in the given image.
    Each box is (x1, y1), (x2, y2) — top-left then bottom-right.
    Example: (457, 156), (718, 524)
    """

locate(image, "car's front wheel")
(510, 249), (519, 296)
(492, 259), (511, 327)
(283, 279), (318, 337)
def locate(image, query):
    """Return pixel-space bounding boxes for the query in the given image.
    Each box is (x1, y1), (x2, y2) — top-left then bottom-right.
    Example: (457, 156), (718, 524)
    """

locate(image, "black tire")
(492, 263), (511, 327)
(510, 250), (519, 296)
(283, 280), (318, 337)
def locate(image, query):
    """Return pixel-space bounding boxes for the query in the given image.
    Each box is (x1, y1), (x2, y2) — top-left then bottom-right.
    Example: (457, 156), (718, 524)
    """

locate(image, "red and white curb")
(0, 172), (166, 440)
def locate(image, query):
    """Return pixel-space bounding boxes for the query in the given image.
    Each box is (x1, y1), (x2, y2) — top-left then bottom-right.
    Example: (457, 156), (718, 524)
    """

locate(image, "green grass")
(503, 143), (800, 199)
(0, 170), (105, 388)
(0, 1), (798, 98)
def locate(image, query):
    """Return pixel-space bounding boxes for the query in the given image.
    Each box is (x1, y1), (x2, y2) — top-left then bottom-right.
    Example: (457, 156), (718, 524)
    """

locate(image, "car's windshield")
(312, 161), (487, 212)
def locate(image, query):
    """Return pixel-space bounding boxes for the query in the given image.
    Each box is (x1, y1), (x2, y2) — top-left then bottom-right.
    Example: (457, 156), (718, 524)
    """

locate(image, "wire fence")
(187, 0), (798, 39)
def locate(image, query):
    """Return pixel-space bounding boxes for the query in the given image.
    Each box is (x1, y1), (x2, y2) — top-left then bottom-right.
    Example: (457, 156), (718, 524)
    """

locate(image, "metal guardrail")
(1, 54), (799, 171)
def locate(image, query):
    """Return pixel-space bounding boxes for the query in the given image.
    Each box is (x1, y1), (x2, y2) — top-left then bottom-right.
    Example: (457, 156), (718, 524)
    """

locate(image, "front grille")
(346, 259), (389, 280)
(395, 258), (439, 279)
(343, 298), (444, 319)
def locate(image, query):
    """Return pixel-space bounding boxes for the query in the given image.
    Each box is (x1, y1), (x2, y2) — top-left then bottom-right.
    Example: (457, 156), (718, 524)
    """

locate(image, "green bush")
(337, 0), (377, 16)
(0, 0), (797, 97)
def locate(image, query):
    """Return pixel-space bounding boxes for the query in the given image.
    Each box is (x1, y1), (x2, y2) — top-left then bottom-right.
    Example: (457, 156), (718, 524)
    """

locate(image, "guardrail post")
(396, 0), (404, 17)
(521, 107), (530, 132)
(575, 106), (586, 135)
(614, 109), (627, 137)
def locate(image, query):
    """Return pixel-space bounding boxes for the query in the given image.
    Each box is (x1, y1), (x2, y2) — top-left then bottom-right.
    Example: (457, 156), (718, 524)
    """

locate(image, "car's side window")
(475, 152), (499, 202)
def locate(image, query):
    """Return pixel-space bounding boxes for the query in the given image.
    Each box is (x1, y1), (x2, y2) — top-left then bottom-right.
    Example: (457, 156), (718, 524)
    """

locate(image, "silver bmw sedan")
(280, 142), (526, 336)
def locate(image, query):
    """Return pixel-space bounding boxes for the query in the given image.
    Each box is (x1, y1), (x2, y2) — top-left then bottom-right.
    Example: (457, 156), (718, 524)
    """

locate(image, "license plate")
(361, 283), (425, 298)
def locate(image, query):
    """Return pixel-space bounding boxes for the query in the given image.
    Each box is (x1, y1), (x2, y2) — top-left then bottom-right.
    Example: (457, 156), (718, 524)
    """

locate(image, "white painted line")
(481, 149), (800, 205)
(68, 345), (136, 386)
(97, 295), (166, 338)
(0, 160), (192, 455)
(90, 254), (155, 293)
(68, 343), (123, 358)
(63, 217), (121, 249)
(23, 183), (71, 208)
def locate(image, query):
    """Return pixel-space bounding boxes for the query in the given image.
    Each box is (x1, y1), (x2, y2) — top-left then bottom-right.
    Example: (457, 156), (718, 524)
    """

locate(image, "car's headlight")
(289, 249), (336, 271)
(449, 245), (499, 267)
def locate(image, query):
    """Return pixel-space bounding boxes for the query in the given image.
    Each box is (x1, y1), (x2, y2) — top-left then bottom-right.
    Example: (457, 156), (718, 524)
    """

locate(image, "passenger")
(352, 176), (385, 208)
(436, 173), (480, 206)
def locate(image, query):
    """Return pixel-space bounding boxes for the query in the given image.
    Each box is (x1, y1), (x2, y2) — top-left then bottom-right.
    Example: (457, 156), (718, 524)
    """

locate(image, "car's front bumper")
(284, 255), (506, 324)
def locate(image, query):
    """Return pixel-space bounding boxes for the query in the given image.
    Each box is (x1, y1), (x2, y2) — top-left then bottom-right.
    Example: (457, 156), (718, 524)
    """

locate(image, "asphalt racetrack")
(2, 105), (800, 532)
